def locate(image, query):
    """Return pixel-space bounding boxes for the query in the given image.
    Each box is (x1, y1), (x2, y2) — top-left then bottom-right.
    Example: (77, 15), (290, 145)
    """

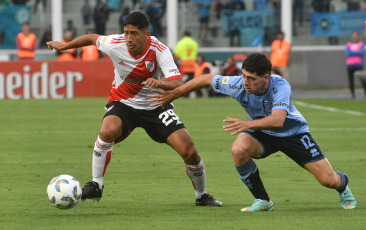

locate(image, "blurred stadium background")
(1, 0), (366, 98)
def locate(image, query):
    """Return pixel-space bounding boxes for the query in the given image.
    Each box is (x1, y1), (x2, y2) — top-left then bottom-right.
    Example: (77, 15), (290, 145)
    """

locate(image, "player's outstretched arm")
(46, 34), (99, 51)
(147, 74), (216, 107)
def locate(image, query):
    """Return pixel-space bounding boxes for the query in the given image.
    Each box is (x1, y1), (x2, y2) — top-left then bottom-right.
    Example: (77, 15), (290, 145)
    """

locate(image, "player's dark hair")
(241, 53), (272, 76)
(124, 11), (150, 30)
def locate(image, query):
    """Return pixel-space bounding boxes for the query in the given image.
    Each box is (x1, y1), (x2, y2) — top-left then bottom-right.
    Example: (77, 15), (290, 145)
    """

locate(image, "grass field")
(1, 97), (365, 230)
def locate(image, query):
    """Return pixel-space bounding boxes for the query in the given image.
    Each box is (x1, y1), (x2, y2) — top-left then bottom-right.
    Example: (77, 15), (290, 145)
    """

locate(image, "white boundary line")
(293, 101), (365, 116)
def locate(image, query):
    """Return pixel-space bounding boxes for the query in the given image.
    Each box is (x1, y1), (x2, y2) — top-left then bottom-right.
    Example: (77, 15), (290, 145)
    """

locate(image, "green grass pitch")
(1, 97), (365, 229)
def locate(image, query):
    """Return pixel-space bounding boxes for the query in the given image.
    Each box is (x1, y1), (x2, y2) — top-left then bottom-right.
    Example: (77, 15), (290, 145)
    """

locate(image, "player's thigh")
(142, 104), (185, 143)
(232, 132), (264, 160)
(101, 101), (136, 143)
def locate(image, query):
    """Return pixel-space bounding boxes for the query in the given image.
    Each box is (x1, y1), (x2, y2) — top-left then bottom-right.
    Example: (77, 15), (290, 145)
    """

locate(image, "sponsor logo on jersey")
(215, 78), (220, 89)
(272, 87), (278, 94)
(273, 102), (289, 108)
(222, 77), (229, 84)
(229, 84), (244, 90)
(124, 77), (145, 85)
(168, 69), (180, 75)
(264, 102), (273, 112)
(145, 60), (155, 72)
(241, 100), (249, 108)
(118, 60), (125, 66)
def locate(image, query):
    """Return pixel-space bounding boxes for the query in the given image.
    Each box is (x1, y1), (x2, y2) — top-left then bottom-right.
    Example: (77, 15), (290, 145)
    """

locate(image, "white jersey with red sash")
(95, 35), (181, 110)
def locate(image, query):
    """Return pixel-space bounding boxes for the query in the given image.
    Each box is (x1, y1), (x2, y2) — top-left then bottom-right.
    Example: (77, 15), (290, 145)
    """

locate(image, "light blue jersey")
(211, 74), (309, 137)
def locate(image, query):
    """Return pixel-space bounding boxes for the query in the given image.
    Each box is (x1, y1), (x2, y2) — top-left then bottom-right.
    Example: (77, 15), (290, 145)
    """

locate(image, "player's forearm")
(61, 34), (98, 50)
(159, 79), (182, 91)
(174, 74), (215, 97)
(247, 119), (282, 130)
(247, 111), (286, 130)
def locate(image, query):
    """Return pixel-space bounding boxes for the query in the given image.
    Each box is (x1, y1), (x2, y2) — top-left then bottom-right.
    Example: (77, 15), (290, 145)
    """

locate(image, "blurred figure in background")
(174, 31), (199, 83)
(94, 0), (109, 35)
(39, 25), (52, 48)
(79, 29), (100, 60)
(57, 31), (77, 61)
(345, 31), (364, 99)
(191, 55), (211, 98)
(119, 7), (130, 33)
(224, 0), (245, 47)
(66, 19), (78, 38)
(253, 0), (269, 10)
(194, 0), (211, 40)
(81, 0), (92, 25)
(16, 22), (36, 60)
(293, 0), (304, 27)
(221, 56), (240, 76)
(270, 31), (290, 80)
(33, 0), (46, 13)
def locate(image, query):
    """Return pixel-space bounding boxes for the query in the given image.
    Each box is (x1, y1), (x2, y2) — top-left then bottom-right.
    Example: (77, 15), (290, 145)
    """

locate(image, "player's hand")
(46, 41), (66, 51)
(142, 79), (161, 89)
(147, 89), (175, 108)
(223, 117), (250, 136)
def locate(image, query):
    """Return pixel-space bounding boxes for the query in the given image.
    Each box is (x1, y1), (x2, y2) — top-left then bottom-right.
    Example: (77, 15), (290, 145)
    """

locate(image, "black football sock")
(236, 159), (270, 202)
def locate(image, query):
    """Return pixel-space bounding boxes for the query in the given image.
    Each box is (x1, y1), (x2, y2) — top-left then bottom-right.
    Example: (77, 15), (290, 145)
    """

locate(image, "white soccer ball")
(47, 174), (82, 209)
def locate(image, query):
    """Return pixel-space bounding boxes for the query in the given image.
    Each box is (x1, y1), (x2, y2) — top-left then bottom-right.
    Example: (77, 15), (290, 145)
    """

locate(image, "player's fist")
(46, 41), (65, 51)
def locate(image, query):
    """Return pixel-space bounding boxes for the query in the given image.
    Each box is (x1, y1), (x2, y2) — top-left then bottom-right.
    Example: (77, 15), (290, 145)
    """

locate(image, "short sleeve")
(271, 80), (291, 113)
(157, 49), (181, 81)
(95, 35), (117, 55)
(211, 75), (244, 98)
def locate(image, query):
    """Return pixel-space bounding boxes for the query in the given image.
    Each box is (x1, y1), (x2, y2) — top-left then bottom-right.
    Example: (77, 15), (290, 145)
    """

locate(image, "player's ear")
(264, 73), (270, 81)
(146, 29), (151, 37)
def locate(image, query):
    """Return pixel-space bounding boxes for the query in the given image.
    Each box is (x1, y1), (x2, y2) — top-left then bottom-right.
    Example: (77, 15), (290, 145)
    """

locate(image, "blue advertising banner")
(311, 11), (366, 37)
(222, 9), (273, 46)
(339, 11), (365, 35)
(311, 12), (340, 36)
(0, 5), (31, 49)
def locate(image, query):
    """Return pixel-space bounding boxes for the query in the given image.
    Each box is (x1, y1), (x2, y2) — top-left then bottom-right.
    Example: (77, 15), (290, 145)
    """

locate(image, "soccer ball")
(47, 174), (82, 209)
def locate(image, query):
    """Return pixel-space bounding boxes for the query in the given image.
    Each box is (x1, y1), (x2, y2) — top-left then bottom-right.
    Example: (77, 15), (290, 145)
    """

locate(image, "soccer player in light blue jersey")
(148, 53), (357, 211)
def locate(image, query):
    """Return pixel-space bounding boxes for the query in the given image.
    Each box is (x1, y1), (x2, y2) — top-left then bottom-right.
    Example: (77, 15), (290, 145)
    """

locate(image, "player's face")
(124, 24), (151, 57)
(242, 69), (270, 95)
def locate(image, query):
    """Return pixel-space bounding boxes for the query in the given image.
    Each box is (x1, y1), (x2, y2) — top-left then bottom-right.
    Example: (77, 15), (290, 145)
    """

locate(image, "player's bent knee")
(99, 116), (122, 142)
(99, 124), (121, 143)
(181, 143), (199, 164)
(231, 143), (250, 158)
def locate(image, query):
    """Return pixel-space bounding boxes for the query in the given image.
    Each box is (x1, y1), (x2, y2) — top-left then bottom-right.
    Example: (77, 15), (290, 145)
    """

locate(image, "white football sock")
(186, 159), (206, 199)
(92, 136), (113, 189)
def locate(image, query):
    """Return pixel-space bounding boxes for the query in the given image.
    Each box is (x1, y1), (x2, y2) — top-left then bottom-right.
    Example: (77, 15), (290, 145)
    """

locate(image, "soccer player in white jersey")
(148, 53), (357, 211)
(46, 11), (222, 207)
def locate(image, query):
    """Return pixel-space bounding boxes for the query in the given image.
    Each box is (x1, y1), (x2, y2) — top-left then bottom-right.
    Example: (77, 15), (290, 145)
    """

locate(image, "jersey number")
(159, 109), (180, 126)
(300, 135), (315, 149)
